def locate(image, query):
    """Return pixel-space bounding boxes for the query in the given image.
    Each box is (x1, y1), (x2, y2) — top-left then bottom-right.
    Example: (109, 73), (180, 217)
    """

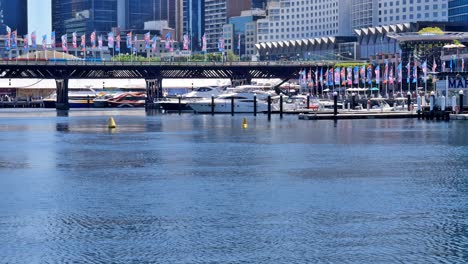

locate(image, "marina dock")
(299, 111), (418, 120)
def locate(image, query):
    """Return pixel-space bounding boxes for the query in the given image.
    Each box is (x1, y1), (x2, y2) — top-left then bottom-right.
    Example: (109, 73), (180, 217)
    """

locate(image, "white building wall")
(256, 0), (352, 44)
(377, 0), (448, 25)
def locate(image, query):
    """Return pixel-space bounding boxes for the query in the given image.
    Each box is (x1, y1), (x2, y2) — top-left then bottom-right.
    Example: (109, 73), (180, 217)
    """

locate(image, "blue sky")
(27, 0), (51, 41)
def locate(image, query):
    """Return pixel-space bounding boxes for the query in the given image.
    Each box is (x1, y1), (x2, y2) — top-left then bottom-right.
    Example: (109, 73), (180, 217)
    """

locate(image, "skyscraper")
(52, 0), (118, 40)
(126, 0), (177, 31)
(52, 0), (180, 43)
(376, 0), (448, 25)
(0, 0), (28, 35)
(182, 0), (204, 51)
(204, 0), (251, 52)
(449, 0), (468, 22)
(256, 0), (352, 43)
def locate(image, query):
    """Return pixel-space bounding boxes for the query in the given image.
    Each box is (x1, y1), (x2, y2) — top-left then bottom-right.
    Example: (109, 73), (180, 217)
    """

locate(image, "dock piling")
(267, 95), (271, 121)
(253, 94), (257, 116)
(280, 94), (283, 119)
(211, 95), (215, 115)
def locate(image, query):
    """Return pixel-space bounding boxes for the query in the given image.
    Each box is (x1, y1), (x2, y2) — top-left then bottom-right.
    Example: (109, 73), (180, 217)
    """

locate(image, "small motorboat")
(107, 92), (147, 108)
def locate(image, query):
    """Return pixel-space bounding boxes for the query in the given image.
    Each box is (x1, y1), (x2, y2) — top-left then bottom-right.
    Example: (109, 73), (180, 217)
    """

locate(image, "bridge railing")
(0, 59), (335, 67)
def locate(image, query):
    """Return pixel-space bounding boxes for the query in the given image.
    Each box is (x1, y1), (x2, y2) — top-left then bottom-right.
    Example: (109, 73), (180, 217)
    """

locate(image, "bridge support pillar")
(55, 79), (69, 110)
(145, 78), (162, 109)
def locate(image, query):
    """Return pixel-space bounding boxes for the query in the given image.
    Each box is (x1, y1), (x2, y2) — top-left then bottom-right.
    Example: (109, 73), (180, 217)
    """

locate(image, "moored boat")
(107, 92), (147, 107)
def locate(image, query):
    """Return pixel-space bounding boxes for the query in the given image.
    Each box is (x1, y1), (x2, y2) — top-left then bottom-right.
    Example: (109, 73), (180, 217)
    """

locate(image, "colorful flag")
(334, 67), (340, 85)
(375, 65), (380, 84)
(91, 31), (96, 48)
(237, 33), (241, 50)
(450, 56), (454, 72)
(367, 65), (372, 84)
(115, 34), (121, 52)
(328, 68), (334, 86)
(5, 26), (11, 51)
(340, 67), (346, 85)
(51, 31), (56, 48)
(107, 32), (114, 48)
(432, 58), (437, 73)
(32, 31), (37, 49)
(165, 32), (171, 49)
(397, 62), (402, 83)
(81, 34), (86, 50)
(319, 67), (323, 85)
(61, 34), (67, 51)
(133, 35), (138, 51)
(218, 37), (225, 52)
(347, 66), (352, 86)
(462, 58), (465, 72)
(360, 65), (365, 83)
(307, 68), (312, 84)
(144, 32), (151, 49)
(23, 34), (29, 51)
(406, 62), (411, 84)
(389, 67), (394, 85)
(353, 66), (359, 84)
(201, 33), (207, 52)
(98, 35), (103, 50)
(412, 60), (418, 83)
(315, 67), (319, 87)
(151, 36), (157, 53)
(422, 60), (427, 82)
(11, 30), (17, 48)
(183, 33), (189, 50)
(41, 34), (46, 50)
(72, 32), (77, 49)
(384, 60), (389, 84)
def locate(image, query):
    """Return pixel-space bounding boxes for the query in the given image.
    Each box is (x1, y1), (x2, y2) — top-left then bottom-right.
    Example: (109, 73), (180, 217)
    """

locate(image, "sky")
(27, 0), (51, 42)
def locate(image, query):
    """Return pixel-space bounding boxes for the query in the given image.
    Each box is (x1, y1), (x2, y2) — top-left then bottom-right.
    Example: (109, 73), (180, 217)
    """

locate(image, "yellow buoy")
(242, 117), (248, 129)
(108, 117), (117, 129)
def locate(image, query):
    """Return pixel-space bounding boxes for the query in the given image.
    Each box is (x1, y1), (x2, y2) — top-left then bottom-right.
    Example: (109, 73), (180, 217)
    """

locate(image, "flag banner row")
(296, 61), (440, 87)
(2, 30), (174, 53)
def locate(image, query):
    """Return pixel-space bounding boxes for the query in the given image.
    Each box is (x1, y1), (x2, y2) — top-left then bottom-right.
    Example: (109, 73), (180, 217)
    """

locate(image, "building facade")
(222, 9), (265, 59)
(182, 0), (204, 51)
(377, 0), (448, 25)
(204, 0), (251, 52)
(449, 0), (468, 22)
(351, 0), (378, 30)
(52, 0), (180, 43)
(0, 0), (28, 35)
(256, 0), (352, 44)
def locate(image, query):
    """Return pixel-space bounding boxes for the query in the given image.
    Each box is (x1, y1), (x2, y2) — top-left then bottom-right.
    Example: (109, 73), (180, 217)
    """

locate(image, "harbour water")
(0, 109), (467, 263)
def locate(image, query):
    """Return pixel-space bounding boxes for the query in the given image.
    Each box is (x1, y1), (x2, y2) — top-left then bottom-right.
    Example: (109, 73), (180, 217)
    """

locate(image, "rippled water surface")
(0, 109), (467, 263)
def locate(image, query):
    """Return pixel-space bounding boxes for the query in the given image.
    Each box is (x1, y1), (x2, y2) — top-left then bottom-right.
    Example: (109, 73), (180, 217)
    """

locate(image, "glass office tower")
(0, 0), (28, 35)
(449, 0), (468, 22)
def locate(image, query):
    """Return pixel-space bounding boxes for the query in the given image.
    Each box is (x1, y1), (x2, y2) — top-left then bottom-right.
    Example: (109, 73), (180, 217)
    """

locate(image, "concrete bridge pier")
(145, 78), (162, 109)
(55, 79), (69, 110)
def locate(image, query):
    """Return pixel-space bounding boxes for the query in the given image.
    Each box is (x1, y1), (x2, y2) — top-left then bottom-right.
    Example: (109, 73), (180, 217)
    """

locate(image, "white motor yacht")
(188, 91), (276, 113)
(154, 86), (224, 112)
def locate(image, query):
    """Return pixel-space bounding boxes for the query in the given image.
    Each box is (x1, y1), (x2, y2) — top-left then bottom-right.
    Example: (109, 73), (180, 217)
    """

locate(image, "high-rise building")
(52, 0), (180, 43)
(256, 0), (351, 43)
(52, 0), (118, 39)
(351, 0), (378, 30)
(376, 0), (448, 25)
(126, 0), (177, 31)
(0, 0), (28, 35)
(222, 9), (266, 58)
(182, 0), (204, 51)
(204, 0), (251, 52)
(449, 0), (468, 22)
